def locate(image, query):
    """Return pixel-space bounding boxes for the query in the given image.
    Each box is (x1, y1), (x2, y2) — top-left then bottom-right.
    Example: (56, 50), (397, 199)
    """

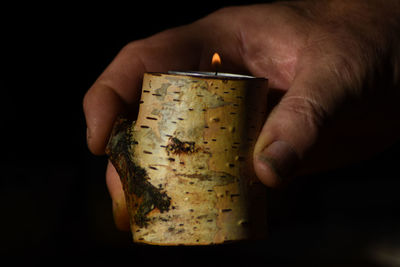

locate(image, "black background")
(2, 1), (400, 266)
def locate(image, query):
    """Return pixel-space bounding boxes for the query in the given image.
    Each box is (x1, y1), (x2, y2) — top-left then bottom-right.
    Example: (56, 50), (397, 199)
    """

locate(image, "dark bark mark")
(166, 137), (197, 155)
(106, 117), (171, 228)
(145, 117), (158, 120)
(230, 194), (240, 200)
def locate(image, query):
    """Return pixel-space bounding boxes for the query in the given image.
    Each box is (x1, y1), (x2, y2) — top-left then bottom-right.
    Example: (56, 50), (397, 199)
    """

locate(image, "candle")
(106, 54), (269, 245)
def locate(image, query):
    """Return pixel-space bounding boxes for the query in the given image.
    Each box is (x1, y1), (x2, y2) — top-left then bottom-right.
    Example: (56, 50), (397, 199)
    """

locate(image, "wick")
(215, 66), (218, 76)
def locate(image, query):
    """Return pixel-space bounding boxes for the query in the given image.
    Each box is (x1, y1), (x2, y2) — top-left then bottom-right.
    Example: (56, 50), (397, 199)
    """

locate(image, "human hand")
(83, 0), (400, 230)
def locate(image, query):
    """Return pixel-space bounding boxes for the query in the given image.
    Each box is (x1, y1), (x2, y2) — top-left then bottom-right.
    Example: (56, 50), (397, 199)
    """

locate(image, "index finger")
(83, 25), (203, 155)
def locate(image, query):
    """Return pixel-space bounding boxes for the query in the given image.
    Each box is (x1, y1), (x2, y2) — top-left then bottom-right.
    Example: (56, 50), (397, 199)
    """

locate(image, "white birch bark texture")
(106, 72), (269, 245)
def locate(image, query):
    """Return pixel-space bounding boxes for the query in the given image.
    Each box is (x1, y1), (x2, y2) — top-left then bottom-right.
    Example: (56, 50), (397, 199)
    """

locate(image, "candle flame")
(211, 52), (221, 67)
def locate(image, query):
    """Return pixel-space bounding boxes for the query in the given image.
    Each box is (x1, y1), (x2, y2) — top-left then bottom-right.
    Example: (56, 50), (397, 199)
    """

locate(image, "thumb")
(253, 65), (346, 187)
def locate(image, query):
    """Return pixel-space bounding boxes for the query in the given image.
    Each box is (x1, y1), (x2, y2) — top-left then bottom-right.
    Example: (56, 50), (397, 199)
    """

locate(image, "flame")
(211, 52), (221, 67)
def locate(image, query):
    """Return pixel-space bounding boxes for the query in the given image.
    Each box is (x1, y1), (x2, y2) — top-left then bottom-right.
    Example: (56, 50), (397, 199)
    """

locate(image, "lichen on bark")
(106, 117), (171, 227)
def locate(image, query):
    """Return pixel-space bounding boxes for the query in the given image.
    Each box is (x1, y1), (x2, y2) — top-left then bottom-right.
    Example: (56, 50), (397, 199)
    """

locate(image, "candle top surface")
(148, 71), (268, 80)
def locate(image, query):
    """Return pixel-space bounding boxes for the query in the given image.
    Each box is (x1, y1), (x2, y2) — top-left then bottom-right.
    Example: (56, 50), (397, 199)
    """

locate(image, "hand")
(83, 0), (400, 230)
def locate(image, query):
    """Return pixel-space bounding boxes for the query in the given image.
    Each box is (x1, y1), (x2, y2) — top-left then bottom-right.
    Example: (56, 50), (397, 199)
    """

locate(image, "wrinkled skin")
(83, 0), (400, 230)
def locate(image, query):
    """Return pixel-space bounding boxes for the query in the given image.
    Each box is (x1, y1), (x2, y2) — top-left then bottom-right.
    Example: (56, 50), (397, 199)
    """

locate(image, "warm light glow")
(211, 52), (221, 67)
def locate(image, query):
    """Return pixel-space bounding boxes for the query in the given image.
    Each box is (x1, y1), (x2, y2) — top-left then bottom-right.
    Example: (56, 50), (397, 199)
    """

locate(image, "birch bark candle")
(106, 64), (269, 245)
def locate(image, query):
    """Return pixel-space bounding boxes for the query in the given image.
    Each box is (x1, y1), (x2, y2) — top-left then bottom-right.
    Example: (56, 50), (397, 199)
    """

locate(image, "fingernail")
(257, 140), (299, 180)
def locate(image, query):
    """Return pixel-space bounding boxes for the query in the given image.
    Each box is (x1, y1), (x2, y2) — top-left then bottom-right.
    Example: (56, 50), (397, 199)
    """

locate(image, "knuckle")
(122, 40), (145, 54)
(308, 38), (365, 96)
(306, 30), (367, 94)
(329, 53), (363, 94)
(279, 95), (327, 129)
